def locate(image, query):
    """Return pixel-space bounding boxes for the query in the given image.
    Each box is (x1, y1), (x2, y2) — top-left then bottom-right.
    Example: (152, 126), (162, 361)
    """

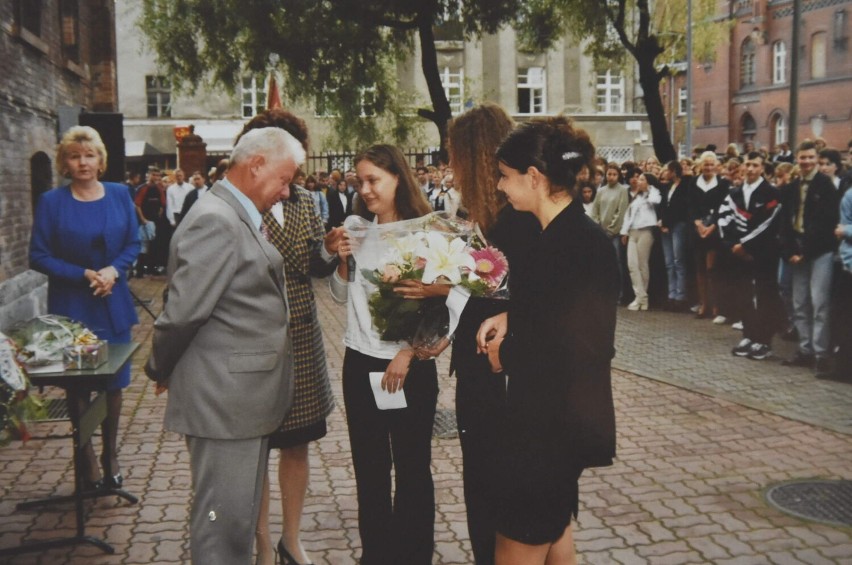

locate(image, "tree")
(520, 0), (725, 162)
(140, 0), (530, 155)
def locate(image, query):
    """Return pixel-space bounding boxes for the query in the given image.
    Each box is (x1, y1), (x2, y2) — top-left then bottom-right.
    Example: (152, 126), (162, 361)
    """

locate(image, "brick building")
(0, 0), (118, 328)
(689, 0), (851, 153)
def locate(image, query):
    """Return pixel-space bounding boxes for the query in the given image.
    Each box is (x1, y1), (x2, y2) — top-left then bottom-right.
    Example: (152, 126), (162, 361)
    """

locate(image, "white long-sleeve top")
(166, 182), (194, 225)
(620, 186), (661, 234)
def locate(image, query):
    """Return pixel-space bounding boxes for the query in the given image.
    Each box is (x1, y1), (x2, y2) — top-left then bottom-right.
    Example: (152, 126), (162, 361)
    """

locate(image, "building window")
(30, 152), (52, 216)
(772, 41), (787, 84)
(517, 67), (546, 115)
(703, 101), (711, 126)
(596, 70), (624, 114)
(16, 0), (42, 36)
(59, 0), (80, 62)
(678, 87), (688, 115)
(241, 76), (266, 118)
(772, 114), (787, 146)
(314, 86), (376, 118)
(811, 32), (827, 78)
(440, 67), (464, 116)
(741, 38), (756, 87)
(146, 75), (171, 118)
(835, 9), (849, 50)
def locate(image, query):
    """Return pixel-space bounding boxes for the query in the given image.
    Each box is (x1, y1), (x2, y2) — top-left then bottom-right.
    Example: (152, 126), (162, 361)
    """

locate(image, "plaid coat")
(262, 187), (337, 432)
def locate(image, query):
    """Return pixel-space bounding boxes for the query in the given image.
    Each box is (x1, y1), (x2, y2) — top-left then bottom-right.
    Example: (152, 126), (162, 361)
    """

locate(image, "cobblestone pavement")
(0, 275), (850, 564)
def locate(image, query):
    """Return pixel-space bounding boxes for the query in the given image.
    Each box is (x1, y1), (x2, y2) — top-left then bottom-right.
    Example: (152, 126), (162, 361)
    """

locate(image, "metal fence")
(305, 147), (441, 174)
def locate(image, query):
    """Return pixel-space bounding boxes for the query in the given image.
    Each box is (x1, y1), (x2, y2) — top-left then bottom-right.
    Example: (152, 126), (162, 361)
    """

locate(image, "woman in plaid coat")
(238, 110), (339, 565)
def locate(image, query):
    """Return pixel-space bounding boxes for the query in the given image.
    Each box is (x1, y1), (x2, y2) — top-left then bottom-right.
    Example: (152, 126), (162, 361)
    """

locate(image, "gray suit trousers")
(186, 435), (269, 565)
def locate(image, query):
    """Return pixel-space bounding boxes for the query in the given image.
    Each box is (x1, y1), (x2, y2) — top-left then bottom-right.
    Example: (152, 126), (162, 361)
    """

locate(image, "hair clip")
(562, 152), (581, 160)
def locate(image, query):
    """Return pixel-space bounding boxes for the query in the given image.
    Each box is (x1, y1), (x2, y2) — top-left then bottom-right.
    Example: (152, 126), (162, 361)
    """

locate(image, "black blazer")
(499, 200), (618, 469)
(778, 171), (840, 260)
(659, 180), (691, 228)
(327, 189), (354, 228)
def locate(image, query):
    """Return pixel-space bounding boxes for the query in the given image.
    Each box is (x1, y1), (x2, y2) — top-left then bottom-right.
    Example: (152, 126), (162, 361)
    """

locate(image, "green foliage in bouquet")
(362, 268), (444, 343)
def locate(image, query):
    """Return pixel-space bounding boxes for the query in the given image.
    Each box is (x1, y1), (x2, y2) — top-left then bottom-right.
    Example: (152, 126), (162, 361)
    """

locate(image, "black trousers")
(342, 348), (438, 565)
(834, 269), (852, 380)
(728, 255), (784, 345)
(455, 362), (506, 565)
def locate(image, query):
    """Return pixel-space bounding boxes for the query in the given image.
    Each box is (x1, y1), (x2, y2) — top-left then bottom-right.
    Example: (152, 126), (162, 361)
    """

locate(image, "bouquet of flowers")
(344, 212), (509, 348)
(9, 315), (100, 370)
(0, 332), (47, 445)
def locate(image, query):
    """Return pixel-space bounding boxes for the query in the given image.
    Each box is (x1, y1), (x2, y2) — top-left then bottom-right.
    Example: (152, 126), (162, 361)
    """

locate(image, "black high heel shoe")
(277, 539), (313, 565)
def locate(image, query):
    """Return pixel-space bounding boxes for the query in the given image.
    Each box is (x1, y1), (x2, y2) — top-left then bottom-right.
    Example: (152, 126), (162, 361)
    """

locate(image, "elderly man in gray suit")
(145, 127), (305, 564)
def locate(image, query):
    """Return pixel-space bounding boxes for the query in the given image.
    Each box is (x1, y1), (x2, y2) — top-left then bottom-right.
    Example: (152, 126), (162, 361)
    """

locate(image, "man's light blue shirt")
(220, 176), (262, 231)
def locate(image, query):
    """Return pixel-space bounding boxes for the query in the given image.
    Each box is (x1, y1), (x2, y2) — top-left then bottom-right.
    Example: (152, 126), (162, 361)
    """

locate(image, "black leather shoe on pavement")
(782, 352), (814, 368)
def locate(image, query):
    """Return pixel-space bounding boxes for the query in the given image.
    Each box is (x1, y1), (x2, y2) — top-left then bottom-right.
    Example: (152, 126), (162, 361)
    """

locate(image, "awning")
(192, 123), (243, 153)
(125, 141), (163, 157)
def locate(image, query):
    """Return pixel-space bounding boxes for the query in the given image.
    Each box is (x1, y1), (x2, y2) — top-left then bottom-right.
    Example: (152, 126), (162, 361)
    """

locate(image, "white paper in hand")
(369, 372), (408, 410)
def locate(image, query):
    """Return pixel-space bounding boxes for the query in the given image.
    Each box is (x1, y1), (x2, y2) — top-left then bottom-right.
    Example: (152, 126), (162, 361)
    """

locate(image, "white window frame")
(241, 75), (267, 118)
(741, 39), (756, 87)
(811, 32), (827, 79)
(314, 86), (376, 118)
(146, 75), (171, 118)
(773, 41), (787, 84)
(774, 114), (787, 145)
(440, 67), (465, 115)
(517, 67), (546, 115)
(596, 70), (625, 114)
(678, 87), (688, 116)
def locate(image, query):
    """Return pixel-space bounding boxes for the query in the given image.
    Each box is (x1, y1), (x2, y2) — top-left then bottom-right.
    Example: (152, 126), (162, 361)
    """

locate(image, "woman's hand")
(393, 279), (451, 299)
(324, 227), (345, 254)
(336, 230), (352, 278)
(413, 336), (451, 360)
(485, 336), (504, 373)
(85, 269), (109, 297)
(476, 312), (508, 354)
(383, 349), (415, 393)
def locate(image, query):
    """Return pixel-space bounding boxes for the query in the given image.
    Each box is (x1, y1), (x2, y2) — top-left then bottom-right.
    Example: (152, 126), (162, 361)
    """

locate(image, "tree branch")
(604, 0), (637, 55)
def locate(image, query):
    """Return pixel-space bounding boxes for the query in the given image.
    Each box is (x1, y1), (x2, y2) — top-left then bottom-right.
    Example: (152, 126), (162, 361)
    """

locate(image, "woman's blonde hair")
(56, 125), (108, 177)
(447, 103), (514, 234)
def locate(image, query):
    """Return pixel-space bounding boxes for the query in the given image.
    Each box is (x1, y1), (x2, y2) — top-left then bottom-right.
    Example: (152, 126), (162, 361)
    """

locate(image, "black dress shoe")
(782, 352), (814, 368)
(277, 540), (312, 565)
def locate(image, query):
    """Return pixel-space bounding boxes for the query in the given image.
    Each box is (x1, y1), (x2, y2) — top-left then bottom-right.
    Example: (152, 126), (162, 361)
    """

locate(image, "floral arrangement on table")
(0, 332), (47, 446)
(345, 212), (509, 347)
(9, 315), (101, 371)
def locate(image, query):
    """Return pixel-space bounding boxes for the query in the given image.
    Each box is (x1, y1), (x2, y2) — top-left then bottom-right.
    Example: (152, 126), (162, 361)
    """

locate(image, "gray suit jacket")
(146, 182), (294, 440)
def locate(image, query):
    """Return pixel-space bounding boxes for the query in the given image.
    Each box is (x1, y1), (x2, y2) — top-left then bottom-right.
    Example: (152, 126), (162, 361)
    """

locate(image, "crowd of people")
(31, 105), (850, 565)
(582, 139), (851, 381)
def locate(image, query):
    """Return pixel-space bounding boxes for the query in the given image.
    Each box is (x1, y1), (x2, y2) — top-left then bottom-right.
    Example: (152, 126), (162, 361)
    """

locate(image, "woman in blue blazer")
(30, 126), (140, 490)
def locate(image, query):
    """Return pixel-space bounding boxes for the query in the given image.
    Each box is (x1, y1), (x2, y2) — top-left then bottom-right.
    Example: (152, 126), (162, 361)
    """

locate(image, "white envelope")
(369, 372), (408, 410)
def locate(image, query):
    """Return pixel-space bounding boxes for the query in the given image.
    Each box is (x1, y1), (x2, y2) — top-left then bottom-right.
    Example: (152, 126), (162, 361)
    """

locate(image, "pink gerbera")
(469, 246), (508, 286)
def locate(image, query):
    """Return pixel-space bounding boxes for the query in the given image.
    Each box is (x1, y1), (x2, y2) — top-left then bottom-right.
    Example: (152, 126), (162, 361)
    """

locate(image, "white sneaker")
(690, 304), (701, 313)
(732, 338), (753, 357)
(713, 315), (727, 325)
(731, 321), (743, 330)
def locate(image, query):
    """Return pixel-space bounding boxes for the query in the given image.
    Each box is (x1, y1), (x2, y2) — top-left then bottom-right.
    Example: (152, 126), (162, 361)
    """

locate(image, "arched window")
(741, 112), (757, 143)
(30, 152), (53, 215)
(771, 113), (787, 147)
(811, 32), (827, 79)
(772, 41), (787, 84)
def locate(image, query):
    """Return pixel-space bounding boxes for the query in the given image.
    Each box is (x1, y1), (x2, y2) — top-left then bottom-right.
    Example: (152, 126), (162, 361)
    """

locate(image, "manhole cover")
(432, 409), (457, 439)
(765, 480), (852, 527)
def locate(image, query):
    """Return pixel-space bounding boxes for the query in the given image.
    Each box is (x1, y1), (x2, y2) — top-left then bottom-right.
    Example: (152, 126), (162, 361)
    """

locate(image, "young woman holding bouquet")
(330, 145), (437, 565)
(476, 117), (619, 565)
(394, 103), (539, 565)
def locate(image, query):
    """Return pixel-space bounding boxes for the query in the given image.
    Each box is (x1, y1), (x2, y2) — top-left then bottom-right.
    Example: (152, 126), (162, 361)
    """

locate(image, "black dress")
(496, 199), (618, 544)
(451, 205), (538, 564)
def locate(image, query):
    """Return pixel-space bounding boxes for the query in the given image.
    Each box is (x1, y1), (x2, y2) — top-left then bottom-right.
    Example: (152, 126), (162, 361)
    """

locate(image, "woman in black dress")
(477, 117), (619, 564)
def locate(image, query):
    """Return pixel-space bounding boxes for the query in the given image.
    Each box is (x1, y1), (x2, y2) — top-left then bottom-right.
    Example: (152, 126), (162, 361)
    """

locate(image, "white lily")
(418, 232), (475, 284)
(390, 232), (425, 264)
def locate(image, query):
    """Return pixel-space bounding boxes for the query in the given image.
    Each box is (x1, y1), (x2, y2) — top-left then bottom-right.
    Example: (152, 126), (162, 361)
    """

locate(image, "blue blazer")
(29, 183), (140, 335)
